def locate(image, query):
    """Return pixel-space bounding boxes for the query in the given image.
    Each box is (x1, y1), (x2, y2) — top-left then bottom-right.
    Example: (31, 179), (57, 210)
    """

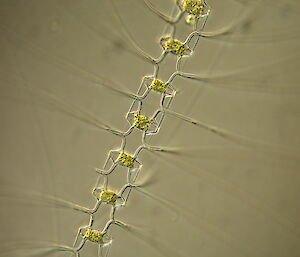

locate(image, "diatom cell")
(100, 190), (118, 205)
(133, 113), (151, 131)
(161, 37), (192, 56)
(117, 152), (136, 168)
(179, 0), (211, 17)
(83, 229), (103, 244)
(150, 79), (168, 93)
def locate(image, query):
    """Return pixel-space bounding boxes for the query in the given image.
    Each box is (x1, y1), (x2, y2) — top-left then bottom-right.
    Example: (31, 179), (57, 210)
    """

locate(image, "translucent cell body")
(133, 113), (151, 131)
(161, 37), (192, 56)
(150, 79), (168, 93)
(179, 0), (211, 17)
(83, 229), (103, 244)
(117, 152), (135, 168)
(100, 190), (118, 205)
(185, 14), (197, 25)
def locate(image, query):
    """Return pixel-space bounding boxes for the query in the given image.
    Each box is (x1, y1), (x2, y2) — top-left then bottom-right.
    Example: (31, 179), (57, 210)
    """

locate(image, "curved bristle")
(110, 0), (157, 65)
(143, 0), (176, 24)
(163, 108), (298, 152)
(0, 69), (124, 136)
(0, 241), (76, 257)
(117, 222), (185, 257)
(1, 1), (298, 256)
(0, 186), (91, 214)
(0, 25), (138, 101)
(133, 187), (180, 221)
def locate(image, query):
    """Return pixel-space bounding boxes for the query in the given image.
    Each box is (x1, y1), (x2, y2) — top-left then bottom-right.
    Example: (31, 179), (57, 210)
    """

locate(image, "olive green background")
(0, 0), (300, 256)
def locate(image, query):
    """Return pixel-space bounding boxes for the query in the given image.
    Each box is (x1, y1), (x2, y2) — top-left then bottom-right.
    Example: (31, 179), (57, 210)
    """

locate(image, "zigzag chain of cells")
(65, 1), (212, 256)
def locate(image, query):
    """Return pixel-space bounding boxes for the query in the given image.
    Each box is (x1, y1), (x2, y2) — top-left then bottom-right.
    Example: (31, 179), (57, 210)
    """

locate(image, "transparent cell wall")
(0, 0), (300, 257)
